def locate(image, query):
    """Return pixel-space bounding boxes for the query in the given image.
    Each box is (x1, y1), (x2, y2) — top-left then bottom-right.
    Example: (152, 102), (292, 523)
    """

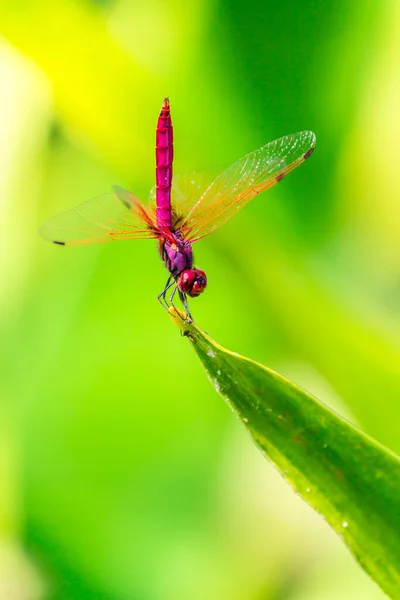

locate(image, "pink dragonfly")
(40, 98), (316, 321)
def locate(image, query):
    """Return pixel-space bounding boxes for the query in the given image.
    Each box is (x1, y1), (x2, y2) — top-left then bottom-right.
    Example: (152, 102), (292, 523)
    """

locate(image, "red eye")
(178, 268), (207, 297)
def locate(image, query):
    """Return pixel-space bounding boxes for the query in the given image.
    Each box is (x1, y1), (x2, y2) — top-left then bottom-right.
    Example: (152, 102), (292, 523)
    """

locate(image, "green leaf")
(169, 308), (400, 599)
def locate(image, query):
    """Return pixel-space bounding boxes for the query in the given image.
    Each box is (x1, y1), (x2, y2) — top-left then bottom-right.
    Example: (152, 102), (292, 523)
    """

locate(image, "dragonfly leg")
(169, 284), (182, 318)
(159, 277), (193, 323)
(157, 276), (174, 311)
(178, 290), (193, 323)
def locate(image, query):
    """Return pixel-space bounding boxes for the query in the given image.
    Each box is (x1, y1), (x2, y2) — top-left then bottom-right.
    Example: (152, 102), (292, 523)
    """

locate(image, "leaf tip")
(168, 306), (192, 335)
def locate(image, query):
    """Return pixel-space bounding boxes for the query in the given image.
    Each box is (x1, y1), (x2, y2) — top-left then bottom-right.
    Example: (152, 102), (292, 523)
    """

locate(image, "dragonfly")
(40, 98), (316, 322)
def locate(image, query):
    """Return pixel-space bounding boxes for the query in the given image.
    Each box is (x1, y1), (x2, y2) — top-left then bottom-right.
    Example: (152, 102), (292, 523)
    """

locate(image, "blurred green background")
(1, 0), (400, 598)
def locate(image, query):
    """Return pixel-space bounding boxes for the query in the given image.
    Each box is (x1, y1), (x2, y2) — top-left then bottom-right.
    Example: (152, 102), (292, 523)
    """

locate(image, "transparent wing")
(174, 131), (316, 242)
(40, 186), (158, 246)
(148, 168), (222, 229)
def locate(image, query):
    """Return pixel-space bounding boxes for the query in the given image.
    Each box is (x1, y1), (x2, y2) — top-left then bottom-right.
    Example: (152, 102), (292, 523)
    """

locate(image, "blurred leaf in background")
(0, 0), (399, 599)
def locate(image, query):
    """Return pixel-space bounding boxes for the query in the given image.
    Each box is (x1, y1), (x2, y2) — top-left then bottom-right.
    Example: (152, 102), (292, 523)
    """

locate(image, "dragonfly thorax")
(158, 234), (207, 298)
(159, 234), (193, 277)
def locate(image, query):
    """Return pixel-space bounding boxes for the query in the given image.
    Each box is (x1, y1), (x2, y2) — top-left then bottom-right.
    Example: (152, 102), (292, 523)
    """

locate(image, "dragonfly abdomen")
(155, 98), (173, 229)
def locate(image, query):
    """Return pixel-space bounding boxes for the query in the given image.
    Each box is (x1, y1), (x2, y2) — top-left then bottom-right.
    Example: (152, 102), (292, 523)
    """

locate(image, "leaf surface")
(170, 308), (400, 599)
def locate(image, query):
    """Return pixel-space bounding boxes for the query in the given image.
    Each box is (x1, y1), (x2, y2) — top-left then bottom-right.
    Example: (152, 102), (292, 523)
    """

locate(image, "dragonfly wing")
(148, 168), (222, 229)
(177, 131), (316, 242)
(40, 187), (158, 246)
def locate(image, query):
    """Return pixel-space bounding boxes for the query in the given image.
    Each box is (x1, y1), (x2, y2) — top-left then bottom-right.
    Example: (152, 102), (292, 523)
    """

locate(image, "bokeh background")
(1, 0), (400, 598)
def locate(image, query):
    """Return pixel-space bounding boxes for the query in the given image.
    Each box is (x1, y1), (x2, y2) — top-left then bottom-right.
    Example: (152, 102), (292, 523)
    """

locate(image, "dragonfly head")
(178, 268), (207, 298)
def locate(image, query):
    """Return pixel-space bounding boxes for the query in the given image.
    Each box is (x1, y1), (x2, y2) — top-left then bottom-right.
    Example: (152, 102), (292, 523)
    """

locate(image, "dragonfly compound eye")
(178, 268), (207, 298)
